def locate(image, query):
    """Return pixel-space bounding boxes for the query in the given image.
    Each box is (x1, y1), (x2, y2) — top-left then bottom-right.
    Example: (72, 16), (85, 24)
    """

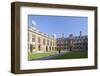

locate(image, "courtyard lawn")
(55, 51), (88, 59)
(28, 51), (88, 60)
(28, 52), (58, 60)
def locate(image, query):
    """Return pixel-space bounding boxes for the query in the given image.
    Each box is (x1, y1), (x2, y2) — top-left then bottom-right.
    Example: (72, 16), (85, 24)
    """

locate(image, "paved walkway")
(34, 51), (69, 60)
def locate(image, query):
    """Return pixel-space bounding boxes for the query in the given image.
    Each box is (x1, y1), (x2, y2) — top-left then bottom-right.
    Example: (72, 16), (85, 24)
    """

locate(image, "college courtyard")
(28, 24), (88, 60)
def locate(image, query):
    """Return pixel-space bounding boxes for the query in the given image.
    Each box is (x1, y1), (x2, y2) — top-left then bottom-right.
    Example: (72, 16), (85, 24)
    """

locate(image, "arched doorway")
(38, 45), (41, 51)
(49, 47), (51, 51)
(46, 46), (48, 52)
(52, 47), (53, 51)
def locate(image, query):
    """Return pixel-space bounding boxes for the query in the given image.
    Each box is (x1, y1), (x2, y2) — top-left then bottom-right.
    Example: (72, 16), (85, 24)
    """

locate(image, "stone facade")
(57, 32), (88, 51)
(28, 26), (57, 53)
(28, 24), (87, 53)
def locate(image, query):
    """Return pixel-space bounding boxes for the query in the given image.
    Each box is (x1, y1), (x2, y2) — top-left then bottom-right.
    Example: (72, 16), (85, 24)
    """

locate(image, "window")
(43, 39), (45, 45)
(32, 45), (35, 49)
(32, 34), (35, 42)
(47, 40), (49, 45)
(50, 41), (52, 45)
(38, 37), (40, 43)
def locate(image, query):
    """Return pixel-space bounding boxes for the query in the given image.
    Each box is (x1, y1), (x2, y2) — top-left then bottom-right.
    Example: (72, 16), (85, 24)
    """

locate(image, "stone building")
(28, 25), (57, 53)
(57, 32), (88, 51)
(28, 20), (87, 53)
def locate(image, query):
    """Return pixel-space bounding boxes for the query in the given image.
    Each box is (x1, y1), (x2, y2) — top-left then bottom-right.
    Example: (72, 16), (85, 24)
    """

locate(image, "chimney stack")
(62, 33), (64, 38)
(80, 31), (82, 36)
(69, 34), (73, 37)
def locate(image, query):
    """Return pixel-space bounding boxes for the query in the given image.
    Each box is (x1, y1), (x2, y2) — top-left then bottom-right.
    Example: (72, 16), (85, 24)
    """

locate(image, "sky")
(28, 15), (88, 38)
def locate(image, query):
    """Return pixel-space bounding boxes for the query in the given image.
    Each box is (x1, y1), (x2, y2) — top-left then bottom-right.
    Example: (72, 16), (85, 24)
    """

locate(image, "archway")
(46, 46), (48, 52)
(38, 45), (41, 51)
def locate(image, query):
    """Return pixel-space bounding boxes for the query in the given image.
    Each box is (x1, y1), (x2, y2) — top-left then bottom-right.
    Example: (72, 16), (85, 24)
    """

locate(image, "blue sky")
(28, 15), (88, 38)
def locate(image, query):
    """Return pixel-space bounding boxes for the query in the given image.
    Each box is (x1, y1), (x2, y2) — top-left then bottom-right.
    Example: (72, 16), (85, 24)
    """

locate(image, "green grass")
(28, 51), (88, 60)
(55, 51), (88, 59)
(28, 52), (57, 60)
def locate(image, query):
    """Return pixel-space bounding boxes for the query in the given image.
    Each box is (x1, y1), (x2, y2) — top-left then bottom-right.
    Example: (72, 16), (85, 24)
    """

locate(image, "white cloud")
(32, 20), (37, 26)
